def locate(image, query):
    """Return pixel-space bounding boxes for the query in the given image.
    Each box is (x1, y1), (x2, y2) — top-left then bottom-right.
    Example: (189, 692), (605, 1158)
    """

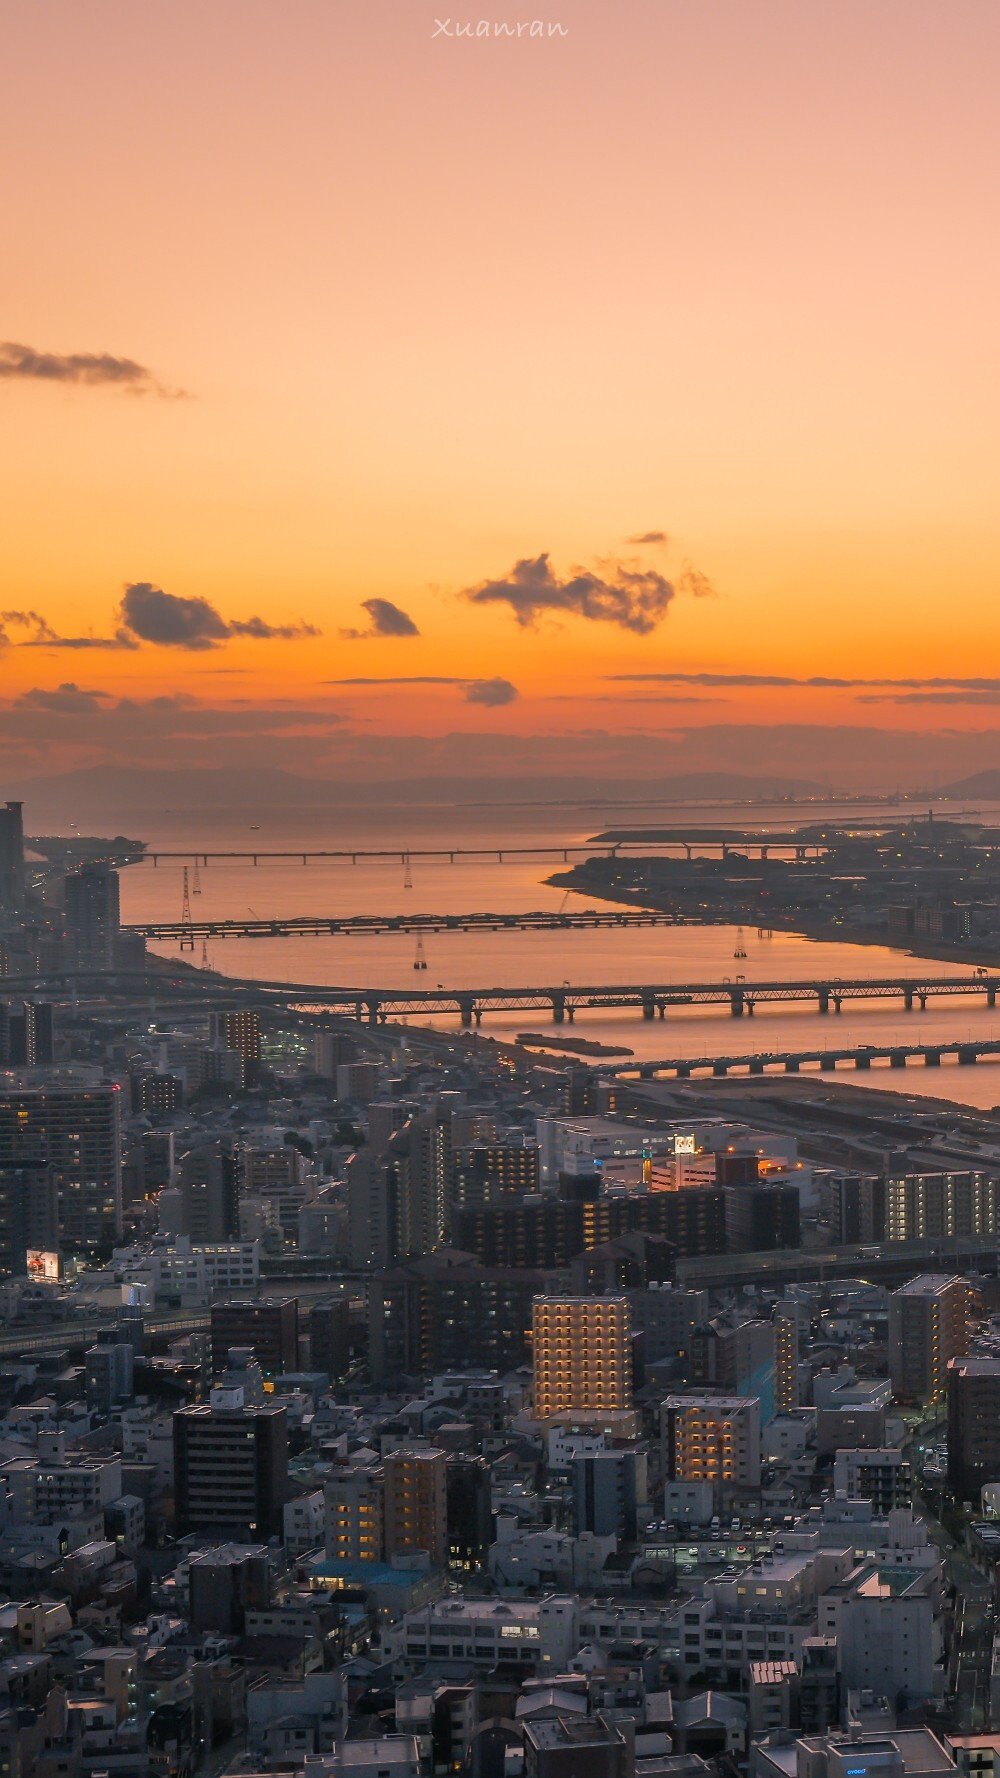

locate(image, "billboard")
(26, 1249), (60, 1282)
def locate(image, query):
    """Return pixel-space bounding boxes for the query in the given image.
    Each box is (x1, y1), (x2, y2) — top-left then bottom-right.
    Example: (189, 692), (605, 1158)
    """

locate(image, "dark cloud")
(327, 674), (518, 705)
(341, 598), (420, 640)
(859, 690), (1000, 706)
(463, 677), (518, 706)
(627, 531), (669, 545)
(15, 682), (111, 714)
(0, 341), (183, 397)
(117, 583), (319, 650)
(605, 672), (1000, 690)
(463, 552), (706, 634)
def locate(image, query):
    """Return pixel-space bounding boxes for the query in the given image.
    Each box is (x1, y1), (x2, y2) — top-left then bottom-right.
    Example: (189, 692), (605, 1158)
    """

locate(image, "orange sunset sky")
(2, 0), (999, 792)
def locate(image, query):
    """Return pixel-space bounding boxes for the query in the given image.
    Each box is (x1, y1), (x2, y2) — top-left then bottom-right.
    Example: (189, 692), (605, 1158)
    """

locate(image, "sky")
(2, 0), (999, 791)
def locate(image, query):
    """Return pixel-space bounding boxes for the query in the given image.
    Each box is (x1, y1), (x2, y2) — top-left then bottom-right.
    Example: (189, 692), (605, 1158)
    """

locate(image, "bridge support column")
(818, 990), (830, 1014)
(904, 989), (914, 1011)
(989, 988), (997, 1009)
(551, 992), (566, 1024)
(833, 996), (842, 1013)
(784, 1059), (799, 1072)
(958, 1046), (977, 1065)
(712, 1062), (728, 1077)
(458, 995), (475, 1027)
(676, 1063), (691, 1078)
(729, 989), (745, 1017)
(855, 1053), (871, 1068)
(641, 995), (655, 1020)
(890, 1050), (906, 1067)
(925, 1050), (941, 1065)
(749, 1059), (765, 1074)
(566, 1003), (575, 1023)
(364, 995), (380, 1027)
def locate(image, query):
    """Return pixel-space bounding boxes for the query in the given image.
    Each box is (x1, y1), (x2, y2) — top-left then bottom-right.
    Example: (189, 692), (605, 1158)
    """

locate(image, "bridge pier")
(749, 1059), (765, 1074)
(729, 989), (745, 1017)
(364, 995), (381, 1026)
(890, 1050), (906, 1067)
(818, 990), (830, 1014)
(989, 987), (997, 1009)
(924, 1050), (941, 1065)
(855, 1053), (871, 1068)
(458, 995), (475, 1027)
(551, 992), (566, 1024)
(676, 1063), (691, 1078)
(784, 1059), (800, 1072)
(904, 989), (914, 1011)
(641, 995), (656, 1020)
(833, 995), (842, 1013)
(712, 1062), (728, 1076)
(958, 1046), (978, 1065)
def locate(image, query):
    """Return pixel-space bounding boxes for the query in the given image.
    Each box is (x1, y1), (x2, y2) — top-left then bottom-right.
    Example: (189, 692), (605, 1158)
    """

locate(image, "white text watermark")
(432, 18), (569, 39)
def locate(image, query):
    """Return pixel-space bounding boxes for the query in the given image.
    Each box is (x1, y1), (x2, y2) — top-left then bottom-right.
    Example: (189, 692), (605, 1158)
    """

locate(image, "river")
(114, 794), (1000, 1111)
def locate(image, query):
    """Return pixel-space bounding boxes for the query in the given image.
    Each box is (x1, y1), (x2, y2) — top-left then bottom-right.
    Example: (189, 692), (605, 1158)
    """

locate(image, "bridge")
(7, 966), (1000, 1027)
(130, 828), (831, 867)
(602, 1036), (1000, 1079)
(129, 908), (694, 946)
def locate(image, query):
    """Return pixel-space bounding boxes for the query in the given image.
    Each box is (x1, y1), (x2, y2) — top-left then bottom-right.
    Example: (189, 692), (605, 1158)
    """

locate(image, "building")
(210, 1298), (299, 1379)
(826, 1169), (1000, 1244)
(661, 1394), (762, 1492)
(209, 1010), (262, 1087)
(324, 1460), (385, 1565)
(0, 1085), (122, 1252)
(0, 1164), (59, 1275)
(85, 1337), (135, 1414)
(64, 865), (121, 970)
(523, 1714), (629, 1778)
(571, 1448), (648, 1540)
(451, 1142), (540, 1213)
(818, 1561), (943, 1707)
(445, 1455), (492, 1571)
(309, 1297), (352, 1380)
(175, 1141), (239, 1240)
(383, 1448), (448, 1566)
(0, 802), (25, 915)
(452, 1187), (725, 1269)
(173, 1401), (288, 1536)
(0, 1000), (54, 1066)
(532, 1296), (633, 1420)
(947, 1356), (1000, 1500)
(888, 1275), (969, 1404)
(723, 1177), (801, 1252)
(692, 1315), (781, 1423)
(368, 1252), (549, 1382)
(832, 1448), (913, 1512)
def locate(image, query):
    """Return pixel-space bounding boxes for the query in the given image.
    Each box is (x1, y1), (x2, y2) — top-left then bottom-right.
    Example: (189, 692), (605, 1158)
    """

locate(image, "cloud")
(116, 583), (319, 650)
(605, 673), (1000, 690)
(327, 674), (519, 705)
(627, 531), (669, 545)
(463, 676), (518, 706)
(0, 340), (183, 397)
(463, 552), (710, 634)
(15, 682), (111, 714)
(341, 598), (420, 640)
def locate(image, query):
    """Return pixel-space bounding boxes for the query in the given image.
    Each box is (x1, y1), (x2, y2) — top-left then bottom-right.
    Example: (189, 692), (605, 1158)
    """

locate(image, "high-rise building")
(723, 1178), (801, 1252)
(661, 1395), (762, 1491)
(773, 1303), (800, 1414)
(888, 1273), (969, 1404)
(947, 1355), (1000, 1500)
(323, 1460), (384, 1564)
(309, 1297), (353, 1380)
(173, 1401), (288, 1536)
(64, 865), (121, 970)
(0, 803), (25, 916)
(532, 1295), (632, 1420)
(0, 1165), (59, 1276)
(0, 1086), (122, 1252)
(383, 1447), (448, 1566)
(209, 1298), (299, 1379)
(176, 1141), (240, 1241)
(571, 1448), (648, 1541)
(368, 1252), (550, 1382)
(210, 1011), (262, 1088)
(445, 1455), (492, 1571)
(0, 1000), (55, 1066)
(451, 1141), (540, 1214)
(452, 1186), (726, 1270)
(85, 1337), (135, 1414)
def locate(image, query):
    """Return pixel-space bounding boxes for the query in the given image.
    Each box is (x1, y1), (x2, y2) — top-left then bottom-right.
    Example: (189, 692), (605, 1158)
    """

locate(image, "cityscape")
(5, 1), (1000, 1777)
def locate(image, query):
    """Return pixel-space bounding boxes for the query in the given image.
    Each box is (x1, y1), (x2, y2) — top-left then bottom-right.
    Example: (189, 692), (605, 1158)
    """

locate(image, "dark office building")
(177, 1141), (240, 1242)
(0, 1086), (122, 1253)
(446, 1455), (493, 1571)
(947, 1355), (1000, 1500)
(209, 1011), (262, 1088)
(451, 1187), (725, 1270)
(723, 1181), (800, 1252)
(368, 1251), (552, 1382)
(187, 1545), (272, 1632)
(0, 1000), (54, 1066)
(134, 1072), (184, 1116)
(309, 1297), (353, 1381)
(210, 1298), (299, 1379)
(451, 1142), (540, 1214)
(0, 803), (25, 916)
(0, 1165), (59, 1276)
(173, 1402), (288, 1536)
(64, 865), (121, 971)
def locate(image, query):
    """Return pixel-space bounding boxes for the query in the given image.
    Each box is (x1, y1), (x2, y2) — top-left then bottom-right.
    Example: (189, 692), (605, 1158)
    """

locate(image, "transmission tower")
(181, 867), (192, 924)
(413, 934), (427, 971)
(403, 852), (413, 890)
(192, 860), (202, 895)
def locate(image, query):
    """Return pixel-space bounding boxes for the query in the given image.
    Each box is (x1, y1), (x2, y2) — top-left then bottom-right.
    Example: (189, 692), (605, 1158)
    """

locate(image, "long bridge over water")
(129, 908), (694, 944)
(604, 1036), (1000, 1079)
